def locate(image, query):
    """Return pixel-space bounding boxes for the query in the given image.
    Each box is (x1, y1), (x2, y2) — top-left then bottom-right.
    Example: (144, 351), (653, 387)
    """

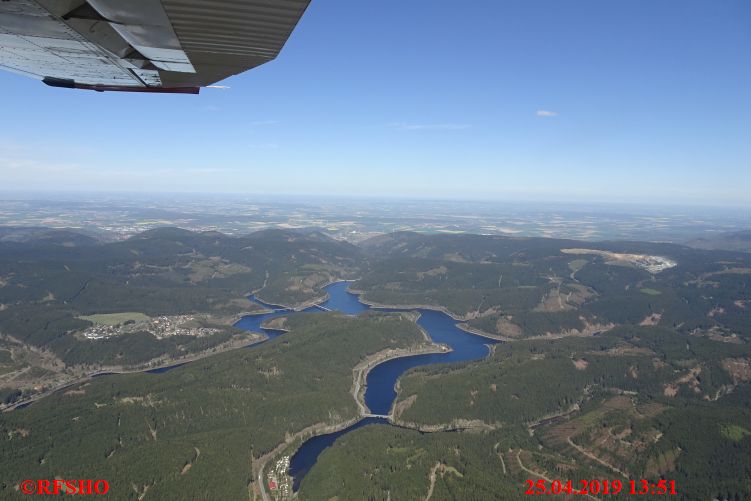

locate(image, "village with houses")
(267, 455), (292, 500)
(80, 313), (222, 340)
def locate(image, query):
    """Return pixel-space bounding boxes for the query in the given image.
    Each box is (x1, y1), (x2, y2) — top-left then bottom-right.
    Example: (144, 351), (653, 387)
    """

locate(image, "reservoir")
(5, 281), (497, 487)
(235, 281), (499, 491)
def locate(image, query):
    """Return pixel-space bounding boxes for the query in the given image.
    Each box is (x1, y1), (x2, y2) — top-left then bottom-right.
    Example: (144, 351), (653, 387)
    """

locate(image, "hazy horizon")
(2, 189), (751, 213)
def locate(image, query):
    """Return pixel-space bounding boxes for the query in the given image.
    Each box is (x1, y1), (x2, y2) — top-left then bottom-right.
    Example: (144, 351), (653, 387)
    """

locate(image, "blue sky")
(1, 0), (750, 206)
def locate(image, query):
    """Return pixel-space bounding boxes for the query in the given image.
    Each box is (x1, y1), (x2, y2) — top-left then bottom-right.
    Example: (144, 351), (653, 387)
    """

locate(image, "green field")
(78, 312), (151, 325)
(720, 424), (751, 442)
(639, 288), (662, 295)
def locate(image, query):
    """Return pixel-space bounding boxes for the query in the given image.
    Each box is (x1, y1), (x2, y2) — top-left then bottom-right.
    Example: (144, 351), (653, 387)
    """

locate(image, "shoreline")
(348, 287), (463, 319)
(351, 343), (450, 416)
(389, 416), (500, 433)
(348, 287), (507, 342)
(2, 281), (504, 415)
(251, 293), (329, 312)
(249, 276), (358, 313)
(1, 331), (266, 412)
(253, 415), (362, 501)
(264, 293), (503, 494)
(256, 341), (451, 500)
(455, 322), (511, 342)
(227, 308), (275, 323)
(4, 280), (347, 413)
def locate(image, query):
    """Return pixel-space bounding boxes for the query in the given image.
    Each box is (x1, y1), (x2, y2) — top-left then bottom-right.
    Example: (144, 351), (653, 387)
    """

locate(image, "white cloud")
(388, 122), (471, 131)
(536, 110), (558, 117)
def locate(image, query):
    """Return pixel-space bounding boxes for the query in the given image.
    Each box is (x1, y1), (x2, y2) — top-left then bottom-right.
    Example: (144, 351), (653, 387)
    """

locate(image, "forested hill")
(688, 229), (751, 253)
(0, 227), (362, 376)
(360, 230), (734, 262)
(0, 226), (362, 311)
(1, 226), (750, 499)
(2, 225), (750, 373)
(356, 231), (751, 343)
(0, 226), (99, 247)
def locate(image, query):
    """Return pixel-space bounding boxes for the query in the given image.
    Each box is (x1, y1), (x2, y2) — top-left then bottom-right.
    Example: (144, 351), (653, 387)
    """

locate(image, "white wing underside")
(0, 0), (310, 92)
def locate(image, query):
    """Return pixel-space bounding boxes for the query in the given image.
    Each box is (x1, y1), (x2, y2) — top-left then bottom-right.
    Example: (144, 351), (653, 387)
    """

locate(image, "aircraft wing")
(0, 0), (311, 94)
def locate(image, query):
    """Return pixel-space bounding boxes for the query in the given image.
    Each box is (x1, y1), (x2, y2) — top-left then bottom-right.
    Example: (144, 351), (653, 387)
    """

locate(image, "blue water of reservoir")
(234, 281), (500, 491)
(234, 281), (367, 344)
(234, 301), (321, 342)
(318, 281), (370, 313)
(363, 308), (494, 415)
(283, 416), (388, 488)
(145, 362), (187, 374)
